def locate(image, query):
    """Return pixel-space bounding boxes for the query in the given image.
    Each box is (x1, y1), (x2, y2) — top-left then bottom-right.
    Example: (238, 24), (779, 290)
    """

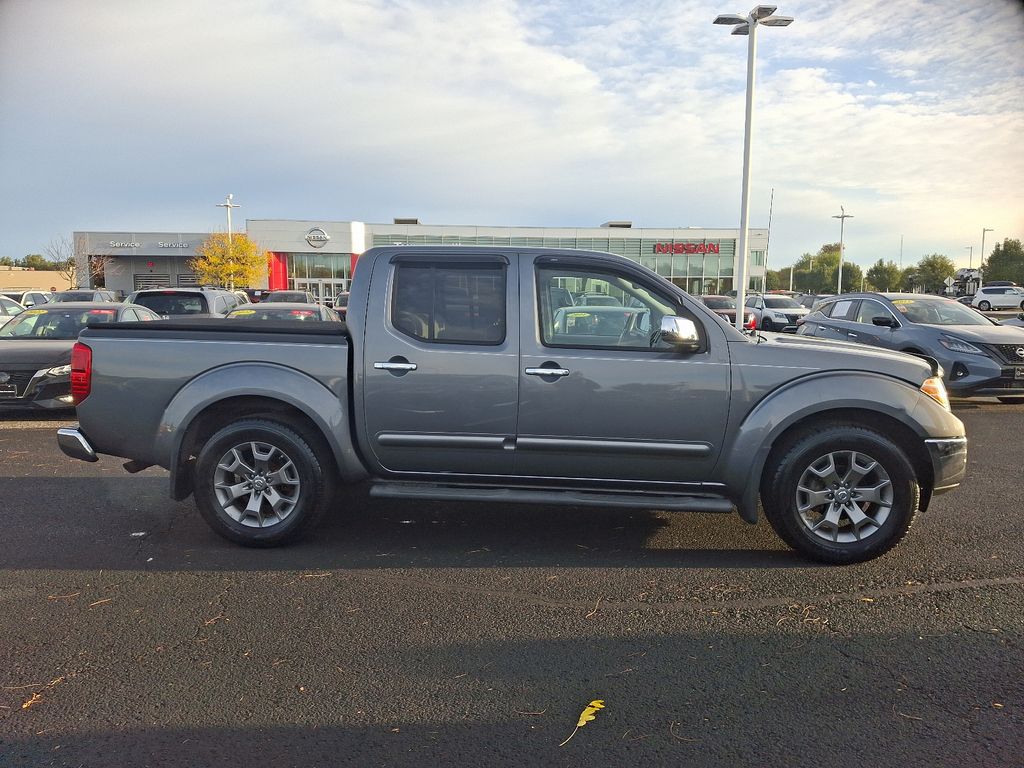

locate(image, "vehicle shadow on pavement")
(0, 476), (805, 571)
(3, 629), (1019, 768)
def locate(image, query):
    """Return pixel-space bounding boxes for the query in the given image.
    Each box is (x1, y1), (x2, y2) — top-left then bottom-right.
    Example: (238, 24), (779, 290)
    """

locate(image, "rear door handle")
(525, 367), (570, 377)
(847, 332), (858, 340)
(374, 361), (418, 371)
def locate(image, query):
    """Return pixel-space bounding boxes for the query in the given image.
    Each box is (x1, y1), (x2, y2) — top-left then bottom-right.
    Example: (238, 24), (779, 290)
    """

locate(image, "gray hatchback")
(797, 292), (1024, 402)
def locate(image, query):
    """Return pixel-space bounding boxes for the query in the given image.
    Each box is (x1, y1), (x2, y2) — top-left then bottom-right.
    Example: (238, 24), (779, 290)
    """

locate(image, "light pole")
(833, 206), (853, 293)
(964, 245), (973, 269)
(216, 193), (241, 290)
(713, 5), (793, 330)
(979, 227), (993, 270)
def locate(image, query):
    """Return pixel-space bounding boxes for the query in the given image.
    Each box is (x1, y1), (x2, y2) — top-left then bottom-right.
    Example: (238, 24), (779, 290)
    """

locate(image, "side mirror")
(872, 315), (898, 328)
(660, 316), (700, 352)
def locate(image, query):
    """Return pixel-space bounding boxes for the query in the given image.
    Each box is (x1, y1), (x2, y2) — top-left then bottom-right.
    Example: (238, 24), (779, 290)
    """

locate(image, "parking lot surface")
(1, 403), (1022, 767)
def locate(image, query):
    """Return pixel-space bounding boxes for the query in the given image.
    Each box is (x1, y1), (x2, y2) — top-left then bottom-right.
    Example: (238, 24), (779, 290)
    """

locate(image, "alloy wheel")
(795, 450), (893, 544)
(213, 441), (301, 528)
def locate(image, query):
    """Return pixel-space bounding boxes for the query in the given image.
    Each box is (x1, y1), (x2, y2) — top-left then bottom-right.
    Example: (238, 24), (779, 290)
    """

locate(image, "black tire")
(997, 396), (1024, 404)
(978, 300), (991, 311)
(1019, 300), (1024, 311)
(761, 317), (774, 332)
(193, 418), (331, 547)
(760, 425), (920, 564)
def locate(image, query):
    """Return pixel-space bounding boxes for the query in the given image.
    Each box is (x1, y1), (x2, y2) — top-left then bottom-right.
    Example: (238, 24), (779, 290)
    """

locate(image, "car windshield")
(891, 298), (993, 326)
(764, 297), (802, 309)
(51, 292), (95, 302)
(702, 297), (735, 310)
(227, 307), (324, 321)
(0, 307), (118, 338)
(132, 292), (209, 316)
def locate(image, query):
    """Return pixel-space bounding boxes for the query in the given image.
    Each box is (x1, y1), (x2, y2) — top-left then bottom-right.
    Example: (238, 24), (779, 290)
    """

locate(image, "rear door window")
(391, 262), (506, 344)
(826, 299), (858, 321)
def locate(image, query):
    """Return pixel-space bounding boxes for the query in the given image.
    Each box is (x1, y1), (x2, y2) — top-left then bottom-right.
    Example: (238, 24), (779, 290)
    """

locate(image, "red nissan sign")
(654, 242), (720, 254)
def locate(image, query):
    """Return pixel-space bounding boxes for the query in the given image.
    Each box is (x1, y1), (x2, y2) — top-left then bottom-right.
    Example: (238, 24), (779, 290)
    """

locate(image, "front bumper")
(925, 436), (967, 494)
(57, 426), (99, 462)
(0, 370), (74, 410)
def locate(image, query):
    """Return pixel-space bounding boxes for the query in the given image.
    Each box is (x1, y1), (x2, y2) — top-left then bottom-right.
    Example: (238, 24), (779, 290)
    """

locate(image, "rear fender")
(156, 363), (367, 497)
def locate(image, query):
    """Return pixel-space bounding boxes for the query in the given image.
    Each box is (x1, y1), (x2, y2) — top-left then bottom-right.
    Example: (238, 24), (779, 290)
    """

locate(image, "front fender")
(155, 362), (368, 493)
(717, 372), (962, 523)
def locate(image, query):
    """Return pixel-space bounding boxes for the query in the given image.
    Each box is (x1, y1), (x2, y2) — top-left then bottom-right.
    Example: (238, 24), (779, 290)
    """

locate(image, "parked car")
(59, 245), (967, 564)
(971, 285), (1024, 311)
(983, 281), (1018, 287)
(262, 290), (318, 304)
(797, 293), (1024, 402)
(0, 302), (159, 410)
(125, 287), (241, 318)
(1, 290), (51, 308)
(50, 290), (119, 303)
(744, 294), (809, 331)
(225, 302), (341, 322)
(327, 292), (350, 317)
(798, 293), (834, 309)
(233, 291), (251, 305)
(956, 296), (975, 305)
(0, 295), (26, 329)
(699, 295), (756, 330)
(574, 292), (622, 307)
(1001, 312), (1024, 328)
(242, 289), (269, 303)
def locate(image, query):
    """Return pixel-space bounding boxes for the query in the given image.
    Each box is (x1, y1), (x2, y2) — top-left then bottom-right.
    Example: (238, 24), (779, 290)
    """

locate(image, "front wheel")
(761, 425), (920, 564)
(978, 300), (991, 311)
(761, 318), (775, 332)
(193, 418), (331, 546)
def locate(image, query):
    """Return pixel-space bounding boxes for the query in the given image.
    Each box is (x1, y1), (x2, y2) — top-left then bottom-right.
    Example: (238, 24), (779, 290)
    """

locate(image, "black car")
(262, 290), (318, 304)
(225, 302), (342, 322)
(0, 302), (160, 409)
(797, 292), (1024, 402)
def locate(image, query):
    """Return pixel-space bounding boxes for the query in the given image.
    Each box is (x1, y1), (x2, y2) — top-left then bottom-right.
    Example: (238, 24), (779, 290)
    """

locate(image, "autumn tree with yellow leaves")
(189, 232), (268, 289)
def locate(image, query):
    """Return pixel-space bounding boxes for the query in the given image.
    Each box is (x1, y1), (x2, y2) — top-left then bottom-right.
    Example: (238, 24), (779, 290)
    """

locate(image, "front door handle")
(374, 361), (418, 371)
(525, 367), (570, 377)
(847, 332), (858, 340)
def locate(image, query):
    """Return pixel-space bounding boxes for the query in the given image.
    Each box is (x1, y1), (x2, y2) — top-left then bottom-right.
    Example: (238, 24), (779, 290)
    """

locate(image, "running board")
(369, 482), (735, 513)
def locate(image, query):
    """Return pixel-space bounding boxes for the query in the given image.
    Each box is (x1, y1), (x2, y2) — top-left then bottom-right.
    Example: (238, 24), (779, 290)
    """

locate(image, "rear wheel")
(193, 418), (331, 546)
(761, 425), (919, 564)
(978, 300), (991, 311)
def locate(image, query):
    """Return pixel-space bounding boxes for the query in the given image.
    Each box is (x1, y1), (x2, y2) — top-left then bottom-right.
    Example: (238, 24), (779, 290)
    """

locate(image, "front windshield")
(0, 308), (118, 339)
(892, 298), (994, 326)
(764, 297), (802, 309)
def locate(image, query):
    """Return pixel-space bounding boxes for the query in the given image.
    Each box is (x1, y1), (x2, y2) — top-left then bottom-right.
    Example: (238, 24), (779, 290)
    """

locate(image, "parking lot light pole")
(833, 206), (853, 293)
(713, 5), (793, 330)
(964, 245), (973, 272)
(979, 228), (993, 270)
(216, 193), (241, 290)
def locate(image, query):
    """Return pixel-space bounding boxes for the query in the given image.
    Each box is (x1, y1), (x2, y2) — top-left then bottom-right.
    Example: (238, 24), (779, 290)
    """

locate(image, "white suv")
(972, 286), (1024, 311)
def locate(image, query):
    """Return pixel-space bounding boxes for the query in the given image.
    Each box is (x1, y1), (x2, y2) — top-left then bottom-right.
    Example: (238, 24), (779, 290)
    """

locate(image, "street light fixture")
(215, 193), (241, 290)
(833, 206), (853, 293)
(713, 5), (794, 330)
(979, 227), (993, 270)
(964, 245), (973, 270)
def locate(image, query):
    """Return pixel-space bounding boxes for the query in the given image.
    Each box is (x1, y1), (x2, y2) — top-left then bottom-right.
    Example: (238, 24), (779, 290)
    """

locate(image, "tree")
(866, 259), (902, 292)
(982, 238), (1024, 285)
(43, 235), (107, 288)
(18, 253), (56, 270)
(913, 254), (956, 293)
(778, 243), (865, 293)
(189, 233), (268, 289)
(0, 256), (14, 267)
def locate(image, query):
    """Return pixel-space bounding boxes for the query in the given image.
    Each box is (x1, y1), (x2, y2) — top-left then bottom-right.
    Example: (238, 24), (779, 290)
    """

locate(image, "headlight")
(938, 336), (985, 355)
(47, 365), (72, 376)
(920, 376), (950, 411)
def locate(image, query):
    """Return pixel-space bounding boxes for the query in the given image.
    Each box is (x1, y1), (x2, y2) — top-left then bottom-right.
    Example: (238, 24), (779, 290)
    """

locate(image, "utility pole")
(899, 234), (903, 270)
(216, 193), (241, 290)
(833, 206), (853, 293)
(979, 227), (993, 270)
(763, 187), (774, 292)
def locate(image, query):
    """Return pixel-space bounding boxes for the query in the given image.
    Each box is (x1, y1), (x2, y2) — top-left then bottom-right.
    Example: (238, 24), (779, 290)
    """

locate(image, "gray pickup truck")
(58, 246), (967, 563)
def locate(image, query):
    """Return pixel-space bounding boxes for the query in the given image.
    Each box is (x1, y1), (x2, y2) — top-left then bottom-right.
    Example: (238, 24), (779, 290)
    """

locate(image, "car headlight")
(938, 336), (985, 355)
(47, 365), (72, 376)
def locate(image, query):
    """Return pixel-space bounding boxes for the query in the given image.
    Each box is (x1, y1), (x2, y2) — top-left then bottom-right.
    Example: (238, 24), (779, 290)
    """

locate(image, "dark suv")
(125, 287), (241, 318)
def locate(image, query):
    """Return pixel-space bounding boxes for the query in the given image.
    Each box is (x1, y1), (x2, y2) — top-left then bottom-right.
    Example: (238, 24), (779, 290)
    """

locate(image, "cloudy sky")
(1, 0), (1022, 271)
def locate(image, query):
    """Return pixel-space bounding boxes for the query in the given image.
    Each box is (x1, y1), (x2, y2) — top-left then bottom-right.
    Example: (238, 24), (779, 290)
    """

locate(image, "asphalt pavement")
(0, 404), (1022, 767)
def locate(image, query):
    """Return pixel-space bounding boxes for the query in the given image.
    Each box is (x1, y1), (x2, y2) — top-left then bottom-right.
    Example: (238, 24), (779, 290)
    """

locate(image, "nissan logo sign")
(1016, 347), (1024, 359)
(305, 228), (330, 248)
(0, 372), (9, 384)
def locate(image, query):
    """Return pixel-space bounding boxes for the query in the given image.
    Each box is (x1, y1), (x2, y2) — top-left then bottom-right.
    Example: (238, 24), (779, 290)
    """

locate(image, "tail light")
(289, 310), (316, 317)
(70, 342), (92, 405)
(744, 312), (756, 330)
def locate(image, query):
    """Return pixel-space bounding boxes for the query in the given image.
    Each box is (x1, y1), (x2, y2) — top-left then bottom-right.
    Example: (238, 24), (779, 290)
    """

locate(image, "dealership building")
(75, 220), (768, 298)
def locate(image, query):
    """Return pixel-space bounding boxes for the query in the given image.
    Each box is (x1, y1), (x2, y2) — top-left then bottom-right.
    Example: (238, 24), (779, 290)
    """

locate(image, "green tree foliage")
(18, 254), (59, 270)
(190, 233), (268, 288)
(866, 259), (902, 292)
(982, 238), (1024, 285)
(779, 243), (863, 293)
(0, 256), (14, 267)
(912, 254), (956, 293)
